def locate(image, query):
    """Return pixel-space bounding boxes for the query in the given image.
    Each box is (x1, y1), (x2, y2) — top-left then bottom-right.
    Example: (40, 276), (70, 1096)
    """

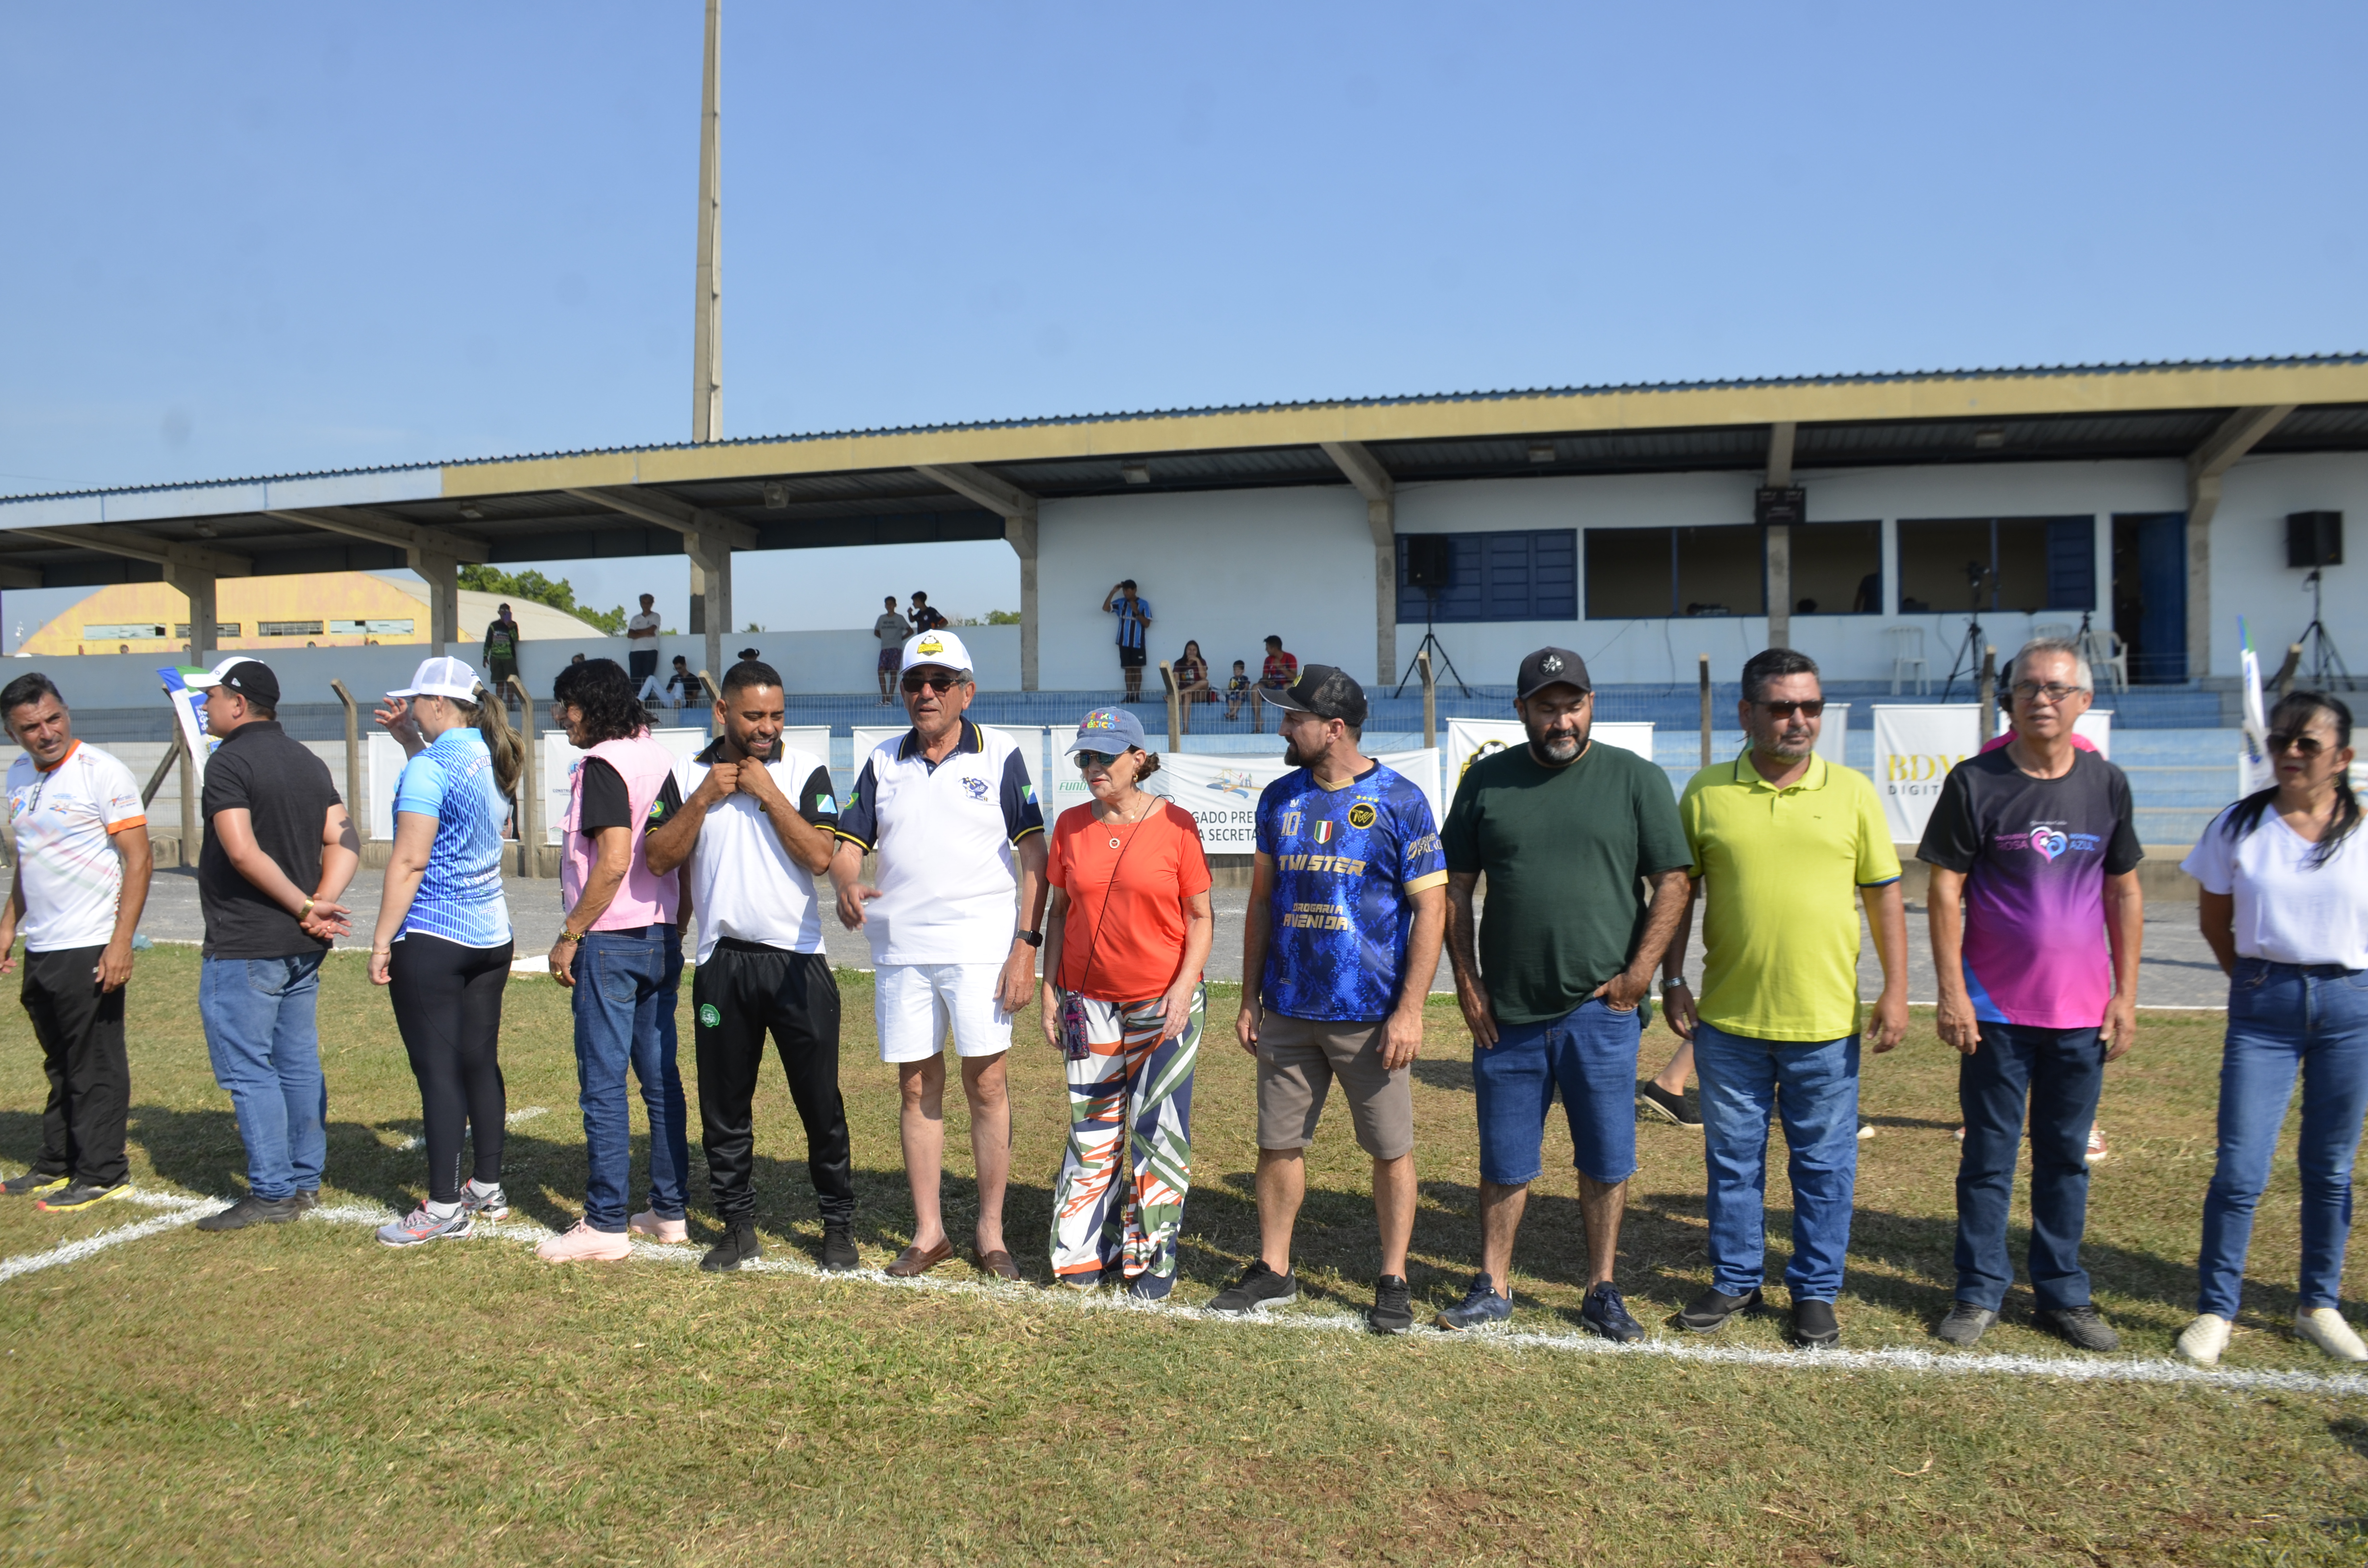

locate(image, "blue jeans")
(2198, 959), (2368, 1318)
(1693, 1021), (1860, 1301)
(199, 954), (328, 1202)
(571, 926), (689, 1232)
(1471, 997), (1641, 1186)
(1954, 1022), (2104, 1312)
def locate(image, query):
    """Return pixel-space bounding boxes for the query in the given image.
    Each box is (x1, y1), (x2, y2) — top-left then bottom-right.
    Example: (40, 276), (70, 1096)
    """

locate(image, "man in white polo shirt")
(830, 629), (1046, 1281)
(0, 673), (154, 1212)
(644, 657), (857, 1276)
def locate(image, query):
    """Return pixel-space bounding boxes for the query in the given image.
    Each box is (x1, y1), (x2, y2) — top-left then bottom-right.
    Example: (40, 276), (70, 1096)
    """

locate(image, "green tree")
(985, 609), (1023, 625)
(457, 565), (628, 635)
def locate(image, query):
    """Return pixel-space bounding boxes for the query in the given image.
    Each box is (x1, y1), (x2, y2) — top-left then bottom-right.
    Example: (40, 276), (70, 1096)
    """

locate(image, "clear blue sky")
(4, 1), (2363, 640)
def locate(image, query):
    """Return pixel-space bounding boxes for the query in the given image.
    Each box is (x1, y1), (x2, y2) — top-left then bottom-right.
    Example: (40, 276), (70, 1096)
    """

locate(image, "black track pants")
(388, 932), (513, 1203)
(693, 940), (853, 1226)
(21, 946), (129, 1188)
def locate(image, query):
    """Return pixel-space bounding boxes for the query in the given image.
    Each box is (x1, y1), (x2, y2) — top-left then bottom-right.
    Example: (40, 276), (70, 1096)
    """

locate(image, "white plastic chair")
(2083, 626), (2130, 693)
(1886, 625), (1929, 696)
(2030, 622), (2075, 644)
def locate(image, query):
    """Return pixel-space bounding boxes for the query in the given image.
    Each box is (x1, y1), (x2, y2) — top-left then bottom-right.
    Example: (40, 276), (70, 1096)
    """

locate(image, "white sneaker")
(628, 1209), (688, 1244)
(2294, 1307), (2368, 1362)
(2176, 1312), (2232, 1366)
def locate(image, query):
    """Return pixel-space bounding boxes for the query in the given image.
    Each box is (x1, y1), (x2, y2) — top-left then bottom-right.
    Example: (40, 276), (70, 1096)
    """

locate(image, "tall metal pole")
(691, 0), (723, 443)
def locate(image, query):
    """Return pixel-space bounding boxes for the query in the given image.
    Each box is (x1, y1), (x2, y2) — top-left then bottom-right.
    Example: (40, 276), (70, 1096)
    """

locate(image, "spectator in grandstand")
(0, 673), (153, 1213)
(1919, 637), (2139, 1353)
(481, 602), (521, 692)
(1172, 639), (1211, 704)
(908, 591), (949, 634)
(1101, 581), (1155, 701)
(1224, 660), (1253, 721)
(829, 628), (1046, 1281)
(626, 594), (662, 684)
(874, 595), (909, 705)
(365, 657), (522, 1249)
(1212, 665), (1446, 1334)
(1662, 647), (1907, 1348)
(186, 657), (359, 1233)
(537, 657), (691, 1262)
(1437, 648), (1690, 1340)
(2176, 689), (2368, 1367)
(662, 655), (697, 712)
(1040, 707), (1213, 1298)
(1259, 635), (1297, 692)
(644, 658), (857, 1275)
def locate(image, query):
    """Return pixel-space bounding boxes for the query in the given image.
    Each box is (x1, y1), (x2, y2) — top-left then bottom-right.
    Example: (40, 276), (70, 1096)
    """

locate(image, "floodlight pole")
(691, 0), (722, 445)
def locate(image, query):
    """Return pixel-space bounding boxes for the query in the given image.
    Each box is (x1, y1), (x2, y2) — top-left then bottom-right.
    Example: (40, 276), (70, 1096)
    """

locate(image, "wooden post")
(1160, 660), (1181, 752)
(507, 674), (540, 878)
(1978, 645), (1998, 743)
(1698, 654), (1713, 768)
(139, 744), (177, 809)
(176, 728), (197, 872)
(329, 680), (363, 840)
(1418, 649), (1436, 750)
(2275, 642), (2305, 699)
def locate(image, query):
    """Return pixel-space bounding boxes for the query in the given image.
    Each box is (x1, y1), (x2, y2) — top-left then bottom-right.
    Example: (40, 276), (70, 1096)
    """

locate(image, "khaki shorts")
(1255, 1011), (1413, 1161)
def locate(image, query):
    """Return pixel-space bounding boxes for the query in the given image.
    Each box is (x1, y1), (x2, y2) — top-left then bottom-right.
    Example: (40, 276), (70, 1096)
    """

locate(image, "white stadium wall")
(2205, 453), (2368, 680)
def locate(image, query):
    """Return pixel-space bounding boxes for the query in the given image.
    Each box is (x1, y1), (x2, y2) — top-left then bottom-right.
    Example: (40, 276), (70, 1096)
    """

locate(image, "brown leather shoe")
(973, 1248), (1022, 1281)
(885, 1238), (954, 1278)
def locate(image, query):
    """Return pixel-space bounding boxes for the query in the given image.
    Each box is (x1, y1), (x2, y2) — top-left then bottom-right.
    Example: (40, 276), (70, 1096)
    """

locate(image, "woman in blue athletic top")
(367, 656), (524, 1248)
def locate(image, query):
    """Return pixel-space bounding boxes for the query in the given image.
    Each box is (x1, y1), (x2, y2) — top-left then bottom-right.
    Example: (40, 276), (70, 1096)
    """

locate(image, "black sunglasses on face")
(2269, 731), (2333, 757)
(901, 673), (959, 694)
(1074, 750), (1119, 770)
(1757, 699), (1825, 719)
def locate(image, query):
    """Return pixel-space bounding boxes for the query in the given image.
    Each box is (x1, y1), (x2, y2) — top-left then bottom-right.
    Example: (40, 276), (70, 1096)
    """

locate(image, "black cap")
(1516, 647), (1591, 700)
(1261, 663), (1368, 727)
(191, 657), (280, 708)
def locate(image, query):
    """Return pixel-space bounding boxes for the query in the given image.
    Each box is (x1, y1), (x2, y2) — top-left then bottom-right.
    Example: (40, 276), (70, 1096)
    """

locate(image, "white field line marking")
(266, 1203), (2368, 1396)
(394, 1105), (548, 1152)
(0, 1196), (223, 1284)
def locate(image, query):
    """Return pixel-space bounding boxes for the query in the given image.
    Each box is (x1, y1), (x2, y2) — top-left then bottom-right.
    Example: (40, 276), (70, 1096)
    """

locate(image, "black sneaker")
(1368, 1274), (1415, 1335)
(2035, 1303), (2120, 1352)
(701, 1223), (761, 1273)
(291, 1189), (321, 1212)
(1580, 1282), (1646, 1343)
(33, 1182), (132, 1213)
(1208, 1259), (1298, 1315)
(1, 1169), (69, 1198)
(818, 1222), (858, 1273)
(1677, 1285), (1763, 1334)
(1935, 1302), (1998, 1348)
(196, 1194), (302, 1232)
(1790, 1298), (1841, 1348)
(1436, 1273), (1513, 1331)
(1636, 1081), (1702, 1128)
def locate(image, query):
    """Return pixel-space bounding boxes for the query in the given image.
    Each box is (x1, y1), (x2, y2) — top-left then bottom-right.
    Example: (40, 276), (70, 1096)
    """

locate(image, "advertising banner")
(157, 666), (219, 793)
(1872, 706), (2111, 843)
(1443, 721), (1653, 794)
(1150, 749), (1444, 854)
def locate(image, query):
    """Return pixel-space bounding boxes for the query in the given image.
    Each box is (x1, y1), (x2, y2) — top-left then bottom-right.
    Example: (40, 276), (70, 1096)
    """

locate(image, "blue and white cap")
(1064, 707), (1148, 756)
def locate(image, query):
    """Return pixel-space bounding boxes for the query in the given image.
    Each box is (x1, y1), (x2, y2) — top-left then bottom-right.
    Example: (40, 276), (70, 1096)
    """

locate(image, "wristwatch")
(1659, 976), (1690, 993)
(1015, 930), (1044, 948)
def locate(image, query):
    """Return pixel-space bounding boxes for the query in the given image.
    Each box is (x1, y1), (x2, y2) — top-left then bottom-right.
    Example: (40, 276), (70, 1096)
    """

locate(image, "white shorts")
(876, 961), (1012, 1064)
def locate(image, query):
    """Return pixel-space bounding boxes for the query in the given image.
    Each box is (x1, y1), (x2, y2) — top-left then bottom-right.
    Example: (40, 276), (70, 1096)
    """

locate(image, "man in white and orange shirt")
(0, 673), (153, 1212)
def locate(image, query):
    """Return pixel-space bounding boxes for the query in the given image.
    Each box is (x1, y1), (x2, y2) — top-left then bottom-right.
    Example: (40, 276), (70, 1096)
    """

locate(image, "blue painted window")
(1397, 530), (1576, 623)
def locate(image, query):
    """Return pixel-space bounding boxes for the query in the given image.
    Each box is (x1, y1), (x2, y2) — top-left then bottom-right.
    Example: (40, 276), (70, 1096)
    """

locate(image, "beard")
(1761, 728), (1816, 759)
(1531, 729), (1583, 764)
(1284, 731), (1320, 768)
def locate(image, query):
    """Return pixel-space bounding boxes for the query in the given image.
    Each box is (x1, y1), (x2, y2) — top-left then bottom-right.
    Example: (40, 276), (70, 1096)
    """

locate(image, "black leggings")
(389, 932), (514, 1203)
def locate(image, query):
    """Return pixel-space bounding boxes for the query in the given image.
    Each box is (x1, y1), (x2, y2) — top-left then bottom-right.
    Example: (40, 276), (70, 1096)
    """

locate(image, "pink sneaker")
(536, 1220), (632, 1262)
(628, 1210), (688, 1244)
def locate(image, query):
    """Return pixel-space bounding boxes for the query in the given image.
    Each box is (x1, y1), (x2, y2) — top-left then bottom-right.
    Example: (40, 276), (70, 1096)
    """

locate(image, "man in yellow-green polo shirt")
(1660, 648), (1909, 1349)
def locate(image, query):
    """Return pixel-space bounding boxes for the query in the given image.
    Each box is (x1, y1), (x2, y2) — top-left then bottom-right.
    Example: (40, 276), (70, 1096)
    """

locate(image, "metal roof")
(2, 355), (2365, 589)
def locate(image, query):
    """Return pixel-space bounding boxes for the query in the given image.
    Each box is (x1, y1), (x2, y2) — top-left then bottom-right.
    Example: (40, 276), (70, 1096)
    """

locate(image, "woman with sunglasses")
(1039, 707), (1213, 1298)
(2178, 690), (2368, 1365)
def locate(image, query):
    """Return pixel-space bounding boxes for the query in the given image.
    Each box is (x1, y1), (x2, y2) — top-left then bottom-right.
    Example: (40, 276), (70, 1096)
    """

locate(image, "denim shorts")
(1471, 996), (1642, 1186)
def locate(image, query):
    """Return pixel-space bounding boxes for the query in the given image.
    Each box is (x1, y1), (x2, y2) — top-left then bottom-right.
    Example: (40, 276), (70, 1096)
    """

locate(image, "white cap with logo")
(388, 655), (482, 702)
(900, 629), (973, 676)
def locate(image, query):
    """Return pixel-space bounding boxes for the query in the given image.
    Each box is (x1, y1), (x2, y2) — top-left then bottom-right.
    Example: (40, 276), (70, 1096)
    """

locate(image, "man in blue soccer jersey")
(1211, 665), (1447, 1333)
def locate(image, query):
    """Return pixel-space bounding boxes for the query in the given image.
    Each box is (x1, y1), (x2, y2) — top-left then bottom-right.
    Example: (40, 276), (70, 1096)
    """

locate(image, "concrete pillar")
(685, 531), (732, 682)
(688, 557), (708, 637)
(1006, 510), (1039, 691)
(408, 549), (459, 656)
(1764, 524), (1792, 649)
(1369, 496), (1396, 686)
(163, 564), (218, 662)
(2185, 496), (2214, 684)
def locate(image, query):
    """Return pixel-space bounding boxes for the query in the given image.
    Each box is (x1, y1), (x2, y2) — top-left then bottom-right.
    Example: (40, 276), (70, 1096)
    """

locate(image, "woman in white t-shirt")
(2177, 690), (2368, 1367)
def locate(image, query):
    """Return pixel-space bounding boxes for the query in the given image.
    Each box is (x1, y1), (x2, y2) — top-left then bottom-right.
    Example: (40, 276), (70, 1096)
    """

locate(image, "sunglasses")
(1756, 700), (1825, 719)
(1074, 749), (1121, 770)
(2011, 681), (2084, 705)
(2269, 731), (2333, 757)
(900, 673), (961, 695)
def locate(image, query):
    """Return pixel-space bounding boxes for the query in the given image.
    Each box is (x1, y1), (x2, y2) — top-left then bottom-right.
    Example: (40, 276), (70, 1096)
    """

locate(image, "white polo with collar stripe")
(836, 720), (1045, 965)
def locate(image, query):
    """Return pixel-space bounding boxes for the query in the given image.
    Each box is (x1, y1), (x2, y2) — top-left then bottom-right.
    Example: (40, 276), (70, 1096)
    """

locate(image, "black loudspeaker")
(2289, 512), (2344, 569)
(1404, 534), (1454, 590)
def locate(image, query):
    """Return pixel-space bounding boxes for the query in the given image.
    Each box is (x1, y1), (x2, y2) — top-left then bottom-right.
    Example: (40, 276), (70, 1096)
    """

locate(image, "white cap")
(184, 654), (259, 690)
(389, 655), (482, 702)
(900, 628), (973, 676)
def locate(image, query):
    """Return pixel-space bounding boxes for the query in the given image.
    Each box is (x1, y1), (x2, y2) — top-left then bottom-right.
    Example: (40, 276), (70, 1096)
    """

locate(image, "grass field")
(2, 946), (2366, 1565)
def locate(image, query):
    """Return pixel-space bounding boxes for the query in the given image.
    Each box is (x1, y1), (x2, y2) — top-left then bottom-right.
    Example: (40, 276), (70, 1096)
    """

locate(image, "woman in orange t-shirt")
(1040, 707), (1214, 1299)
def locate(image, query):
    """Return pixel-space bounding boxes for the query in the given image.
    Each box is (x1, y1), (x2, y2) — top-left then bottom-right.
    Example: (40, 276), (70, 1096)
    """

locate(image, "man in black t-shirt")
(482, 603), (520, 691)
(186, 658), (360, 1232)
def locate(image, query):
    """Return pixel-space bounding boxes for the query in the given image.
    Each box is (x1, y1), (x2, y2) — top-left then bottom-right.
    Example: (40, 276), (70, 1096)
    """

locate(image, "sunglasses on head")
(1757, 699), (1825, 719)
(2269, 730), (2333, 757)
(900, 672), (960, 694)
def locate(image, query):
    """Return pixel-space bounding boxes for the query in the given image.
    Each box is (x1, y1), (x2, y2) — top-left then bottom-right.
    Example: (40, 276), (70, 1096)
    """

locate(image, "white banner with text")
(1871, 706), (2109, 844)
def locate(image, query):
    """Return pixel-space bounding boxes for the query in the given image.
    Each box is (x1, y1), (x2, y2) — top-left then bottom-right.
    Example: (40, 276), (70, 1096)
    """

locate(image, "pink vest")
(560, 734), (681, 931)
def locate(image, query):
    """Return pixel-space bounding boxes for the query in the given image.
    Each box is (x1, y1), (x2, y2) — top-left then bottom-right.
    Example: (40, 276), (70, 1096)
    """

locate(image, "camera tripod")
(1939, 563), (1994, 702)
(1393, 591), (1471, 698)
(2301, 567), (2354, 690)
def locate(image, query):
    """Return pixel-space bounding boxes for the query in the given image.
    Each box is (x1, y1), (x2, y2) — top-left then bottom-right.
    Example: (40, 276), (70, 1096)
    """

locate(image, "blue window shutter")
(1400, 529), (1577, 622)
(1529, 529), (1576, 619)
(2046, 518), (2095, 610)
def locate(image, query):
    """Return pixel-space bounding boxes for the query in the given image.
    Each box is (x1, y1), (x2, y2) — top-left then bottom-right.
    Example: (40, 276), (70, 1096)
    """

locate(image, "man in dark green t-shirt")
(1437, 647), (1691, 1339)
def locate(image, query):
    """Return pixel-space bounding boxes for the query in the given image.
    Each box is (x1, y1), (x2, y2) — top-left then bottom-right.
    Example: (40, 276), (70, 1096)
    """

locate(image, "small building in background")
(23, 573), (605, 657)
